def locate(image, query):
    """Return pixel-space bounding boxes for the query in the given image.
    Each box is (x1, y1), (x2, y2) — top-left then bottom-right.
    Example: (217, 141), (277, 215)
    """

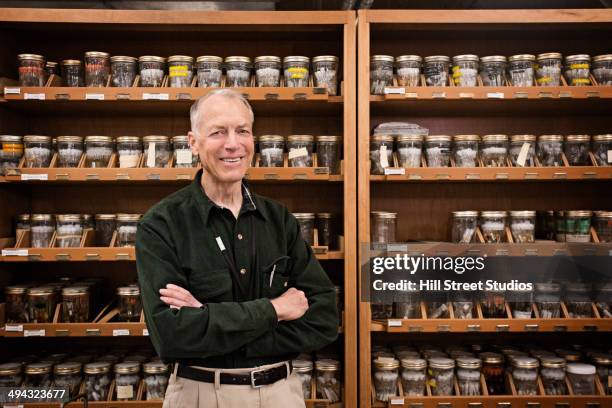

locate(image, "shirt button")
(240, 268), (247, 275)
(237, 233), (243, 240)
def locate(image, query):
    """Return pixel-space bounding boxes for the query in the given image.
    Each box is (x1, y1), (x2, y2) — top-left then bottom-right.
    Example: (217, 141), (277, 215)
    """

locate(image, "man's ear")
(188, 131), (199, 156)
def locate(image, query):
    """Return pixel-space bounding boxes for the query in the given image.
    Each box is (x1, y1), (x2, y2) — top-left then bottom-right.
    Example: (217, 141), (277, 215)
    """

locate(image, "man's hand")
(159, 284), (203, 309)
(270, 287), (309, 322)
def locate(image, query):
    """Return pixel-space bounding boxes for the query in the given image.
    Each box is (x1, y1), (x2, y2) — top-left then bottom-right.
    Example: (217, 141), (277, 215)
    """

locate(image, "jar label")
(146, 142), (156, 168)
(379, 146), (389, 168)
(2, 143), (24, 153)
(516, 143), (531, 167)
(536, 77), (552, 84)
(176, 149), (193, 165)
(571, 78), (590, 85)
(569, 63), (589, 70)
(120, 155), (140, 168)
(288, 147), (308, 160)
(287, 67), (308, 79)
(169, 65), (189, 77)
(116, 385), (134, 399)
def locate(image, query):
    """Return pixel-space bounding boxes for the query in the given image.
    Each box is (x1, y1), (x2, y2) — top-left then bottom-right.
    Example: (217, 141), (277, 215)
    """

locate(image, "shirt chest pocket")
(188, 268), (233, 303)
(261, 256), (292, 299)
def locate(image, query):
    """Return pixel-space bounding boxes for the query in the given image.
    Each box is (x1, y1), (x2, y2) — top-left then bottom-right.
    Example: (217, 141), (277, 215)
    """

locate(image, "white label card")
(24, 93), (45, 100)
(516, 143), (531, 167)
(288, 147), (308, 160)
(387, 319), (402, 327)
(176, 149), (193, 164)
(21, 173), (48, 181)
(5, 324), (24, 332)
(120, 155), (139, 168)
(608, 150), (612, 164)
(146, 142), (156, 168)
(24, 329), (45, 337)
(143, 329), (149, 336)
(85, 93), (105, 100)
(4, 87), (20, 94)
(2, 249), (28, 257)
(142, 93), (169, 100)
(487, 92), (505, 99)
(384, 168), (405, 175)
(390, 398), (404, 405)
(113, 329), (130, 336)
(383, 87), (405, 95)
(116, 385), (134, 400)
(380, 145), (389, 168)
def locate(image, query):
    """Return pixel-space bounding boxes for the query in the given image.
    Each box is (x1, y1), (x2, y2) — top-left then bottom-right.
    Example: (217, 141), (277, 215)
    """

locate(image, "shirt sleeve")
(136, 219), (278, 361)
(244, 210), (339, 358)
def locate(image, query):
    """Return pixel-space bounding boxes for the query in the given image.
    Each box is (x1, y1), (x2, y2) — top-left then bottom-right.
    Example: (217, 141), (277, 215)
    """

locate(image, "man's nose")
(225, 130), (239, 149)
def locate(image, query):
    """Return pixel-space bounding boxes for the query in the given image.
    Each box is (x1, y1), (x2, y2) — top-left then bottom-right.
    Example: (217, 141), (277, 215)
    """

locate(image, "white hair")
(189, 89), (254, 138)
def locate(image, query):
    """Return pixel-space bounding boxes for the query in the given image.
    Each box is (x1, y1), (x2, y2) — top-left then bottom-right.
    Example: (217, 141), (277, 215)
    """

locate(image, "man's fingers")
(160, 288), (190, 302)
(166, 284), (192, 296)
(160, 296), (187, 308)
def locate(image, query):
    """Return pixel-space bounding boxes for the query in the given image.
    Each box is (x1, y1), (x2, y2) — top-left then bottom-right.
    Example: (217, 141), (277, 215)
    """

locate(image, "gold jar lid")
(114, 362), (140, 374)
(456, 357), (481, 369)
(509, 54), (535, 62)
(19, 53), (45, 62)
(511, 134), (536, 143)
(23, 135), (52, 143)
(371, 55), (394, 63)
(84, 362), (111, 374)
(480, 211), (507, 218)
(591, 354), (612, 365)
(28, 286), (55, 296)
(538, 134), (563, 142)
(316, 135), (341, 142)
(46, 61), (58, 68)
(287, 135), (314, 143)
(371, 211), (397, 219)
(116, 136), (141, 143)
(425, 135), (452, 142)
(593, 54), (612, 63)
(168, 55), (194, 63)
(171, 135), (189, 143)
(283, 56), (310, 64)
(396, 134), (424, 142)
(512, 356), (539, 369)
(95, 214), (117, 220)
(428, 357), (455, 370)
(56, 214), (81, 222)
(61, 59), (82, 66)
(6, 285), (29, 294)
(116, 213), (141, 222)
(453, 54), (479, 63)
(510, 210), (536, 217)
(371, 134), (394, 142)
(400, 358), (426, 370)
(374, 358), (400, 370)
(593, 134), (612, 142)
(254, 56), (281, 64)
(567, 210), (592, 217)
(17, 213), (30, 221)
(31, 214), (53, 221)
(480, 352), (504, 364)
(196, 55), (223, 63)
(565, 54), (590, 63)
(225, 56), (251, 64)
(293, 212), (315, 219)
(143, 135), (169, 143)
(139, 56), (166, 63)
(117, 286), (140, 296)
(481, 55), (507, 63)
(143, 362), (168, 374)
(312, 55), (339, 64)
(85, 51), (110, 58)
(424, 55), (450, 63)
(292, 359), (313, 372)
(565, 134), (591, 142)
(110, 56), (137, 63)
(25, 362), (52, 375)
(62, 286), (89, 296)
(396, 55), (422, 63)
(453, 211), (479, 218)
(315, 359), (340, 371)
(453, 134), (480, 142)
(258, 135), (285, 143)
(0, 135), (22, 143)
(54, 362), (82, 375)
(316, 212), (334, 219)
(0, 362), (22, 376)
(482, 134), (508, 142)
(596, 211), (612, 219)
(537, 52), (562, 60)
(85, 136), (112, 143)
(56, 136), (83, 143)
(540, 356), (566, 369)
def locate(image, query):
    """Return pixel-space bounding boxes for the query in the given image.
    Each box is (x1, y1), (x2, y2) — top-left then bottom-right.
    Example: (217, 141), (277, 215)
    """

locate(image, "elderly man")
(135, 89), (338, 407)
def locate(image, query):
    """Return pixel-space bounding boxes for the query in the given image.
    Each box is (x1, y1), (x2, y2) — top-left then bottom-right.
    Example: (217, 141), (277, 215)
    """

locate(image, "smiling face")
(188, 95), (254, 184)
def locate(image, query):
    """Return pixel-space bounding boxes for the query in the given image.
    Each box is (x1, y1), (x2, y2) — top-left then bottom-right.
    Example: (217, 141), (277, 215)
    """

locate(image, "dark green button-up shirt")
(136, 170), (338, 368)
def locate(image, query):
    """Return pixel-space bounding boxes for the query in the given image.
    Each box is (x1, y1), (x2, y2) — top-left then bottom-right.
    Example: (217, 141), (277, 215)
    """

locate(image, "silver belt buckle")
(250, 367), (266, 388)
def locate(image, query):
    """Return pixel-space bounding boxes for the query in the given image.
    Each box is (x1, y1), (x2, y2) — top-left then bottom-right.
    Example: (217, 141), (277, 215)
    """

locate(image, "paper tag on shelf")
(387, 319), (402, 327)
(85, 93), (105, 100)
(21, 173), (48, 181)
(146, 142), (156, 168)
(516, 143), (531, 167)
(390, 397), (404, 405)
(608, 150), (612, 163)
(113, 329), (130, 336)
(24, 93), (45, 100)
(5, 324), (24, 332)
(176, 149), (193, 165)
(24, 329), (45, 337)
(4, 87), (20, 94)
(384, 167), (405, 175)
(143, 329), (149, 336)
(142, 93), (169, 100)
(379, 145), (389, 168)
(116, 385), (134, 400)
(383, 87), (405, 95)
(2, 249), (28, 257)
(288, 147), (308, 160)
(487, 92), (505, 99)
(120, 155), (139, 168)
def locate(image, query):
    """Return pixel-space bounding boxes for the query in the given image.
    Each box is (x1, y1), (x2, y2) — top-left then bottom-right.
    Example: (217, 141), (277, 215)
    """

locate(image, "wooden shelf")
(372, 395), (611, 408)
(12, 400), (341, 408)
(2, 322), (148, 338)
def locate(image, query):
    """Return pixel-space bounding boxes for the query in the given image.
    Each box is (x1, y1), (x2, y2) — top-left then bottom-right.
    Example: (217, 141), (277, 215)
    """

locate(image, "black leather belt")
(176, 362), (291, 388)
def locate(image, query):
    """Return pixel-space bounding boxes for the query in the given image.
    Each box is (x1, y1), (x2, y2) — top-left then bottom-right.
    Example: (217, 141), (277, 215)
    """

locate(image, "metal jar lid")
(540, 356), (566, 369)
(114, 362), (140, 374)
(566, 363), (596, 375)
(95, 214), (117, 220)
(225, 56), (251, 64)
(27, 286), (55, 296)
(17, 213), (30, 222)
(116, 213), (141, 223)
(0, 135), (22, 143)
(46, 61), (58, 68)
(293, 212), (315, 219)
(371, 134), (394, 142)
(139, 56), (166, 63)
(85, 136), (112, 143)
(512, 356), (539, 369)
(61, 59), (82, 66)
(371, 55), (394, 63)
(396, 55), (422, 64)
(18, 53), (45, 62)
(283, 56), (310, 65)
(62, 286), (89, 296)
(374, 358), (400, 370)
(110, 56), (137, 64)
(143, 135), (169, 143)
(116, 136), (141, 144)
(117, 286), (140, 296)
(54, 362), (82, 375)
(25, 362), (53, 375)
(371, 211), (397, 219)
(453, 134), (480, 142)
(396, 134), (424, 142)
(85, 51), (110, 58)
(315, 359), (340, 371)
(538, 134), (563, 142)
(535, 282), (562, 292)
(565, 135), (591, 142)
(509, 54), (536, 62)
(316, 135), (341, 142)
(56, 136), (84, 143)
(84, 362), (111, 374)
(168, 55), (194, 63)
(565, 54), (590, 63)
(480, 352), (504, 364)
(400, 358), (426, 370)
(196, 55), (223, 63)
(537, 52), (562, 60)
(288, 135), (314, 143)
(316, 212), (334, 219)
(481, 55), (507, 63)
(482, 134), (508, 142)
(31, 214), (53, 222)
(258, 135), (285, 143)
(23, 135), (52, 143)
(425, 135), (452, 143)
(480, 211), (508, 218)
(456, 357), (481, 369)
(6, 284), (29, 294)
(171, 135), (189, 143)
(143, 362), (168, 374)
(593, 54), (612, 63)
(56, 214), (82, 222)
(312, 55), (339, 64)
(591, 354), (612, 366)
(254, 56), (281, 64)
(566, 210), (592, 218)
(453, 54), (479, 63)
(511, 134), (536, 143)
(0, 362), (22, 376)
(453, 211), (479, 218)
(596, 211), (612, 219)
(292, 359), (314, 372)
(428, 357), (455, 370)
(510, 210), (536, 217)
(424, 55), (450, 63)
(593, 134), (612, 142)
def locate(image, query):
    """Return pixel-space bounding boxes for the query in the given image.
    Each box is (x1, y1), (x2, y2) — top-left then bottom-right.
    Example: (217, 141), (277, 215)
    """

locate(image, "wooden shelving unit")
(0, 8), (357, 408)
(358, 8), (612, 408)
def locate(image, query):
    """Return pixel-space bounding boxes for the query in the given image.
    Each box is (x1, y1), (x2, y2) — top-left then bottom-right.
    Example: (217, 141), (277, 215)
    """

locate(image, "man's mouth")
(220, 157), (242, 163)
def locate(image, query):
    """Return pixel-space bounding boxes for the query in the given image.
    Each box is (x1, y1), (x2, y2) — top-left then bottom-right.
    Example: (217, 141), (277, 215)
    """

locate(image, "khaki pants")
(163, 361), (306, 408)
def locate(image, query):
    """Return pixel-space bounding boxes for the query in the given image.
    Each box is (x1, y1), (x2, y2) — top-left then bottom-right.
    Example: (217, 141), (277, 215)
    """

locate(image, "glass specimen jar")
(480, 55), (507, 86)
(315, 359), (341, 402)
(143, 135), (171, 168)
(24, 363), (53, 387)
(117, 286), (142, 322)
(84, 51), (110, 87)
(592, 354), (612, 395)
(480, 352), (505, 395)
(315, 212), (335, 248)
(512, 357), (539, 395)
(370, 134), (394, 174)
(225, 56), (252, 87)
(110, 56), (137, 87)
(535, 282), (562, 318)
(565, 134), (591, 166)
(62, 286), (90, 323)
(61, 59), (84, 87)
(168, 55), (193, 88)
(27, 286), (56, 323)
(456, 357), (482, 396)
(453, 134), (480, 167)
(116, 136), (141, 168)
(254, 56), (281, 87)
(370, 55), (394, 94)
(18, 54), (46, 86)
(259, 135), (285, 167)
(287, 134), (314, 167)
(0, 135), (23, 175)
(196, 56), (223, 87)
(371, 211), (397, 243)
(46, 61), (59, 78)
(481, 289), (506, 318)
(427, 290), (450, 319)
(23, 135), (52, 168)
(394, 288), (421, 319)
(510, 210), (536, 243)
(481, 134), (508, 167)
(116, 214), (140, 247)
(54, 362), (83, 398)
(31, 214), (54, 248)
(371, 302), (393, 319)
(293, 213), (315, 246)
(283, 56), (310, 88)
(56, 136), (84, 168)
(312, 55), (339, 95)
(316, 135), (341, 174)
(6, 285), (29, 323)
(56, 214), (83, 248)
(85, 136), (113, 168)
(16, 213), (30, 231)
(138, 56), (165, 87)
(423, 55), (450, 86)
(541, 356), (567, 395)
(509, 134), (536, 167)
(0, 362), (23, 387)
(453, 292), (475, 319)
(452, 54), (479, 87)
(508, 54), (535, 86)
(428, 357), (455, 396)
(143, 362), (169, 401)
(84, 362), (111, 401)
(565, 282), (593, 318)
(592, 134), (612, 166)
(592, 54), (612, 85)
(425, 135), (451, 167)
(95, 214), (116, 247)
(564, 54), (591, 86)
(537, 135), (564, 166)
(565, 210), (592, 243)
(480, 211), (507, 243)
(396, 135), (423, 168)
(292, 359), (313, 399)
(172, 135), (197, 168)
(452, 211), (478, 244)
(373, 359), (400, 402)
(567, 363), (596, 395)
(595, 211), (612, 243)
(536, 52), (562, 86)
(400, 358), (426, 396)
(115, 362), (140, 401)
(396, 55), (422, 87)
(508, 288), (533, 319)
